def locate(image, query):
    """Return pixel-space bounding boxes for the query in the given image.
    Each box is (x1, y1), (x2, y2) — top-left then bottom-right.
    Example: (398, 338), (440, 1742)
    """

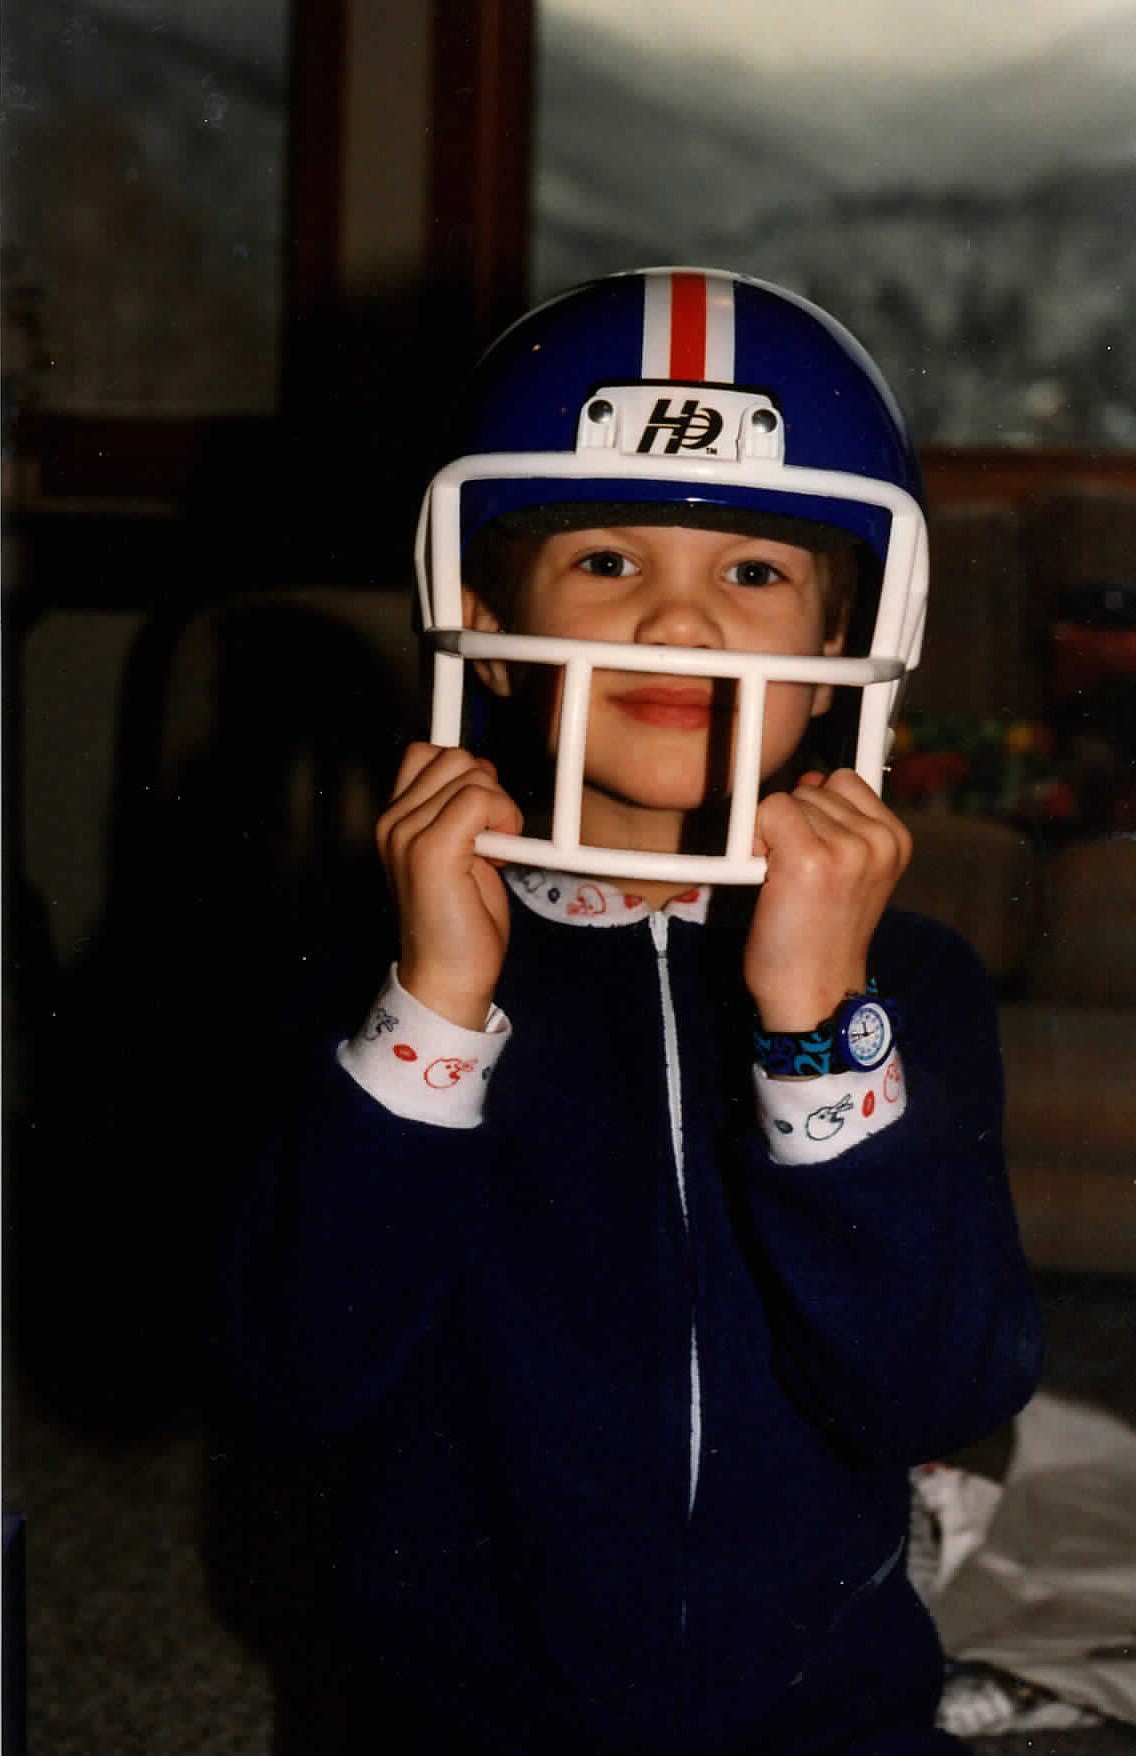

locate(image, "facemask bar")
(417, 451), (926, 635)
(416, 452), (925, 885)
(429, 631), (903, 885)
(854, 507), (929, 776)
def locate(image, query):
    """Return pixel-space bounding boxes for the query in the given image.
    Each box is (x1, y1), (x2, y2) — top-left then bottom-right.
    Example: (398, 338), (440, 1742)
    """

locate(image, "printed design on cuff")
(757, 1049), (907, 1164)
(805, 1093), (854, 1141)
(386, 1037), (482, 1091)
(388, 1032), (481, 1088)
(424, 1056), (478, 1089)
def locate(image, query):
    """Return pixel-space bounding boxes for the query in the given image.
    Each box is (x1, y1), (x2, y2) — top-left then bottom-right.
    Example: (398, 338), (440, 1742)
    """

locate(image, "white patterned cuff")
(754, 1052), (907, 1165)
(338, 966), (512, 1129)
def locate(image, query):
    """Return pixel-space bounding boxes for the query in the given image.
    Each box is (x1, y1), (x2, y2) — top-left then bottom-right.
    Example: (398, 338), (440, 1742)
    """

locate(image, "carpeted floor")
(6, 1272), (1136, 1756)
(7, 1410), (273, 1756)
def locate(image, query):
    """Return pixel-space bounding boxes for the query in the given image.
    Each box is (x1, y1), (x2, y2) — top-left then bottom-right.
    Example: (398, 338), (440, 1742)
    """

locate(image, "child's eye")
(725, 559), (783, 588)
(576, 549), (636, 579)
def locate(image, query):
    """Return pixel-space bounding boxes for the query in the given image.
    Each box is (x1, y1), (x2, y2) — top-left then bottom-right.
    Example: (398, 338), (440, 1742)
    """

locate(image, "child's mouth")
(609, 685), (717, 730)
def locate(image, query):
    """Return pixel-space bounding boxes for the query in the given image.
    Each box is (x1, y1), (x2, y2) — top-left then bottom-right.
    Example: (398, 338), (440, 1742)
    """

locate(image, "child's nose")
(634, 583), (723, 649)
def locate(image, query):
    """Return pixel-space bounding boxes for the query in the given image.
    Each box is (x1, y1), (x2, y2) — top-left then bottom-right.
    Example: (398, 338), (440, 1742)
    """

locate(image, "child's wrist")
(748, 966), (869, 1033)
(397, 961), (496, 1032)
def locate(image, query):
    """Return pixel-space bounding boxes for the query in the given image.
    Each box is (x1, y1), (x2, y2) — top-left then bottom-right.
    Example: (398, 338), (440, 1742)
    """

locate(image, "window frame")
(11, 0), (1135, 512)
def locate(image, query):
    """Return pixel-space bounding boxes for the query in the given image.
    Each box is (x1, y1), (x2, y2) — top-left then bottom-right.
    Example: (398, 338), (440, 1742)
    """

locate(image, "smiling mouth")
(609, 685), (721, 730)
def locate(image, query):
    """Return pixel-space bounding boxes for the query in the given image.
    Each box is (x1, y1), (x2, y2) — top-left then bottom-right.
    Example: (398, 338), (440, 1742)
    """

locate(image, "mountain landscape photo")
(533, 4), (1136, 447)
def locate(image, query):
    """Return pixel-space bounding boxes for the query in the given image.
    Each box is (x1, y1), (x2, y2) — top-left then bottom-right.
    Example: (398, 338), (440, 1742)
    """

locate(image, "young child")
(222, 269), (1041, 1756)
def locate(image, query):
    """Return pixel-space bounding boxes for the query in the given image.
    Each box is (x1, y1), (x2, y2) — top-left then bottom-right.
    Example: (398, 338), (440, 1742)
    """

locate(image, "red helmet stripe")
(669, 272), (707, 379)
(640, 270), (735, 382)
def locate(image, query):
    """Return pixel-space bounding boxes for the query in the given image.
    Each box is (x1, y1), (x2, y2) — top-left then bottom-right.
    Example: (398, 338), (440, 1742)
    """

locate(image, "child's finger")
(384, 776), (523, 870)
(795, 767), (892, 820)
(790, 773), (912, 867)
(405, 786), (523, 876)
(753, 784), (907, 884)
(383, 746), (496, 826)
(788, 787), (873, 839)
(390, 740), (496, 797)
(752, 787), (827, 861)
(379, 768), (519, 873)
(751, 771), (857, 858)
(389, 740), (451, 795)
(384, 769), (517, 850)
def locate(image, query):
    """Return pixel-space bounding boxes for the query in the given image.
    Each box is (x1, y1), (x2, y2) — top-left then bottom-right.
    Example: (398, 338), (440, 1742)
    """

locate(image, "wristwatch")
(754, 983), (896, 1078)
(834, 992), (894, 1072)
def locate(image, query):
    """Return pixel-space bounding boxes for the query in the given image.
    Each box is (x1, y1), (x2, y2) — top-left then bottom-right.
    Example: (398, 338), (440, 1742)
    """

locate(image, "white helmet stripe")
(640, 270), (736, 383)
(640, 273), (676, 377)
(703, 273), (736, 382)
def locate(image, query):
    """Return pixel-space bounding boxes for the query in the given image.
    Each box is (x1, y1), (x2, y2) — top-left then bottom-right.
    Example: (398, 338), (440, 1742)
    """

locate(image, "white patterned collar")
(505, 867), (711, 928)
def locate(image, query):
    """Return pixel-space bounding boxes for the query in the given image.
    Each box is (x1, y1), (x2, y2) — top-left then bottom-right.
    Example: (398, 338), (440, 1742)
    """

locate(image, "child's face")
(465, 522), (845, 857)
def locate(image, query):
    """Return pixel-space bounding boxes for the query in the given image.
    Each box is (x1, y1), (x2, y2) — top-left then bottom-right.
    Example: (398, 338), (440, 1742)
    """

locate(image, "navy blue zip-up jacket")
(220, 888), (1041, 1756)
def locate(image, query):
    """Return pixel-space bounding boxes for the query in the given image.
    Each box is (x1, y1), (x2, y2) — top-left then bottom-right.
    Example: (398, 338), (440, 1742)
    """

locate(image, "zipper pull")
(648, 910), (669, 956)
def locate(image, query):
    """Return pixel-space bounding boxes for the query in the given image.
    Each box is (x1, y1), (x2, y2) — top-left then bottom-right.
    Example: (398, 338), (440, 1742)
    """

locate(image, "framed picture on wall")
(3, 0), (290, 422)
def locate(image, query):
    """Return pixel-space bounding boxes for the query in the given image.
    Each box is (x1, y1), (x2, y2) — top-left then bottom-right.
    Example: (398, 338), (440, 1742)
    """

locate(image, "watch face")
(842, 999), (892, 1070)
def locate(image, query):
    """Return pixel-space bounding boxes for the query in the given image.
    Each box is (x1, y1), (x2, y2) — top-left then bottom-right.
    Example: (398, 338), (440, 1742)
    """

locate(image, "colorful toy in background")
(1049, 580), (1136, 835)
(1051, 582), (1136, 708)
(886, 716), (1079, 825)
(887, 580), (1136, 836)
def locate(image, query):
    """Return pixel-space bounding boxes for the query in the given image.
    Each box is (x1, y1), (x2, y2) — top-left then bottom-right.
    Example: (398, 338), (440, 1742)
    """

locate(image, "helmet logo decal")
(576, 382), (784, 462)
(637, 396), (725, 454)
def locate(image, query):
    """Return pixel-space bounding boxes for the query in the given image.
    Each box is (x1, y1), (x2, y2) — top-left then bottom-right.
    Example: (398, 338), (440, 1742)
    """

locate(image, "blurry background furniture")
(894, 814), (1136, 1271)
(891, 483), (1136, 1272)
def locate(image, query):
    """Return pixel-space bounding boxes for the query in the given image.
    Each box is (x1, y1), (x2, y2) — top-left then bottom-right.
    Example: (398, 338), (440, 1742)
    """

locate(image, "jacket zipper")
(648, 911), (702, 1532)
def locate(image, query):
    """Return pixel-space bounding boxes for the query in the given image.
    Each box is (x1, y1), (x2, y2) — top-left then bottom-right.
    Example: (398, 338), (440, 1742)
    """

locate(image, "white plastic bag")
(917, 1392), (1136, 1726)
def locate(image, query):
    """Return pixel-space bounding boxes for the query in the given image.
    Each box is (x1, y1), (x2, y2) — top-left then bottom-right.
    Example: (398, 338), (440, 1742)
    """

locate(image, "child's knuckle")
(796, 844), (828, 885)
(863, 819), (894, 860)
(405, 834), (437, 878)
(833, 828), (874, 882)
(388, 817), (418, 861)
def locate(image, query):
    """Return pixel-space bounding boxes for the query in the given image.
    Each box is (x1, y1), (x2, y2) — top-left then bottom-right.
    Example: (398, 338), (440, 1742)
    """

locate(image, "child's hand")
(376, 743), (523, 1029)
(745, 770), (911, 1029)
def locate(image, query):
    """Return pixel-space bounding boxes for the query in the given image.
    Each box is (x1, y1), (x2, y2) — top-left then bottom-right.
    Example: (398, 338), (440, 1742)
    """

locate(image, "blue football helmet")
(415, 266), (927, 884)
